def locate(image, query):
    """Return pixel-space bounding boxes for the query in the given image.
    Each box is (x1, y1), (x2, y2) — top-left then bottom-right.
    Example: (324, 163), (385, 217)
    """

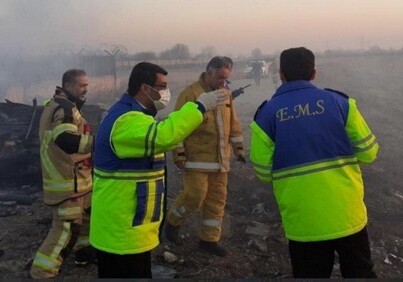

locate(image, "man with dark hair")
(280, 47), (315, 81)
(250, 47), (379, 278)
(127, 62), (168, 95)
(30, 69), (95, 278)
(165, 56), (245, 257)
(90, 62), (229, 278)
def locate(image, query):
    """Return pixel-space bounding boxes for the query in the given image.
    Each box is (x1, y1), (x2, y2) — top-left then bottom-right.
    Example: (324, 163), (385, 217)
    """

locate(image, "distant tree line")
(127, 44), (272, 63)
(127, 44), (403, 63)
(131, 44), (191, 60)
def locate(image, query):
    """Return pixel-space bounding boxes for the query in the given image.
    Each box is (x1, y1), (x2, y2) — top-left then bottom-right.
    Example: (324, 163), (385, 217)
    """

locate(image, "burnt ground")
(1, 53), (403, 279)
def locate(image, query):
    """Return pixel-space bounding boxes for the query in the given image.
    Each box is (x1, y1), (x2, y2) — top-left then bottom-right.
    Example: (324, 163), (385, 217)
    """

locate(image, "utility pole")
(104, 48), (120, 95)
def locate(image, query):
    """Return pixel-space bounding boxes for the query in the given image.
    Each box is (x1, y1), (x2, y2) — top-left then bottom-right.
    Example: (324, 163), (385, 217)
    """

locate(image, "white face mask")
(146, 86), (171, 111)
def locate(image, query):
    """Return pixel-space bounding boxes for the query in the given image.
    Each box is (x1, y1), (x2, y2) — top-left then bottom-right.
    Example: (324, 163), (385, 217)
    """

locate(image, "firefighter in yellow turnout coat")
(31, 69), (94, 278)
(166, 57), (245, 257)
(90, 62), (229, 278)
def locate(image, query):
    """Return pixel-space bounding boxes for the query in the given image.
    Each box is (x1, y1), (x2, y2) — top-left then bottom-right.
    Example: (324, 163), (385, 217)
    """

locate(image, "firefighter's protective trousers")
(30, 193), (91, 278)
(168, 171), (227, 241)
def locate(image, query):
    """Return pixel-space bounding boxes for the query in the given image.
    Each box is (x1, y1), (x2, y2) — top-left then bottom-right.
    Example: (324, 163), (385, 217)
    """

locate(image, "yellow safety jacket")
(250, 81), (379, 241)
(39, 91), (93, 205)
(173, 73), (244, 172)
(90, 93), (206, 254)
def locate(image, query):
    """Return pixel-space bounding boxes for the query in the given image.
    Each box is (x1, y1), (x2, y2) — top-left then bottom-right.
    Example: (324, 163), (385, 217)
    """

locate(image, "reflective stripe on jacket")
(250, 80), (379, 242)
(39, 92), (93, 205)
(90, 93), (204, 254)
(173, 73), (244, 172)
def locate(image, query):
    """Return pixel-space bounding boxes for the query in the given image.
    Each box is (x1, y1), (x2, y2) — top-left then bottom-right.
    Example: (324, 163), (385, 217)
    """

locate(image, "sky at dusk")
(1, 0), (403, 56)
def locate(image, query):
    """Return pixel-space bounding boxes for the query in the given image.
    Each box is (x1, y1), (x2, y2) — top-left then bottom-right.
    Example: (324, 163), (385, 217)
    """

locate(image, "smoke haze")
(1, 0), (403, 56)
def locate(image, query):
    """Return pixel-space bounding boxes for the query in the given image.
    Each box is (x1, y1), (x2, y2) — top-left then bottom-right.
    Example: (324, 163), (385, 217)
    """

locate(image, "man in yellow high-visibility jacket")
(90, 62), (229, 278)
(250, 47), (378, 278)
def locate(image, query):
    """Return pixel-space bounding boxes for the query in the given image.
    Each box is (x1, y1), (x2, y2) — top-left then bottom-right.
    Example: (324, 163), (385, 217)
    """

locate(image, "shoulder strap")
(52, 98), (74, 123)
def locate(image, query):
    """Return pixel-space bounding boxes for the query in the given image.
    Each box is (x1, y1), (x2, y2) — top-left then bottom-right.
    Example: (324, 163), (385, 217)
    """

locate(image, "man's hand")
(197, 89), (229, 111)
(174, 160), (186, 169)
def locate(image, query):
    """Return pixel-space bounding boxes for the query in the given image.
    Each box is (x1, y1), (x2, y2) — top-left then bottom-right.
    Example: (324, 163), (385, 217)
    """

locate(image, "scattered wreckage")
(0, 99), (104, 204)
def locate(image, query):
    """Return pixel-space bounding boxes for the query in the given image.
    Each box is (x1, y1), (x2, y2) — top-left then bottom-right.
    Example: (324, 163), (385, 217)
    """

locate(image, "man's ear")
(310, 69), (316, 81)
(140, 83), (147, 92)
(280, 70), (286, 82)
(139, 83), (151, 96)
(63, 82), (72, 91)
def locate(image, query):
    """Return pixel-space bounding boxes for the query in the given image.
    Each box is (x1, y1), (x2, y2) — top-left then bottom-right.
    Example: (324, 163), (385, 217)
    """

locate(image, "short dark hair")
(206, 56), (233, 72)
(280, 47), (315, 81)
(128, 62), (168, 96)
(62, 69), (86, 87)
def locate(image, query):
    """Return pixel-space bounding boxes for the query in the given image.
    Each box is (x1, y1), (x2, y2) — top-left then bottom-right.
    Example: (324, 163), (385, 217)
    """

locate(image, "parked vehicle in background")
(244, 60), (269, 78)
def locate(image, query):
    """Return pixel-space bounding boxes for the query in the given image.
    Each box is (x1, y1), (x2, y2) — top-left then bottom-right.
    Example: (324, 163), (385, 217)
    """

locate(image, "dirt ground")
(1, 53), (403, 279)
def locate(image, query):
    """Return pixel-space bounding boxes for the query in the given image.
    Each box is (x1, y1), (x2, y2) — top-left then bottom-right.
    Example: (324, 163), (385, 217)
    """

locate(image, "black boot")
(164, 222), (181, 245)
(74, 246), (97, 267)
(199, 240), (227, 257)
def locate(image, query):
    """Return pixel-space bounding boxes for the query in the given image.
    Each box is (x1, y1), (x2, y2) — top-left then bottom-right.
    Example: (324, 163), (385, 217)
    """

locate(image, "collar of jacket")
(273, 80), (317, 98)
(120, 92), (157, 117)
(53, 87), (75, 105)
(54, 86), (86, 109)
(199, 72), (214, 92)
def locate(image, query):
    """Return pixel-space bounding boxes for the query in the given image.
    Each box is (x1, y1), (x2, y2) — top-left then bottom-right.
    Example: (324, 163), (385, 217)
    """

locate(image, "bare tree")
(132, 51), (156, 60)
(251, 48), (263, 59)
(160, 43), (191, 60)
(201, 46), (216, 62)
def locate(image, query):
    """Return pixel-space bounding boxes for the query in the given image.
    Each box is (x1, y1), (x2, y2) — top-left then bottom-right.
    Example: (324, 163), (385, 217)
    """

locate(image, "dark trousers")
(289, 227), (377, 278)
(96, 249), (152, 278)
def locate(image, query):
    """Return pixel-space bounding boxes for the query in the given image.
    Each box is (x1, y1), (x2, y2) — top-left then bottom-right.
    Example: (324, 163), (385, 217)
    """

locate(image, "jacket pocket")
(132, 179), (164, 226)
